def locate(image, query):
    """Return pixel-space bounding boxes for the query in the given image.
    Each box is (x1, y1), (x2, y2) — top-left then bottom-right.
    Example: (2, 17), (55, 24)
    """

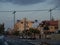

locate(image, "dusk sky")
(0, 0), (60, 30)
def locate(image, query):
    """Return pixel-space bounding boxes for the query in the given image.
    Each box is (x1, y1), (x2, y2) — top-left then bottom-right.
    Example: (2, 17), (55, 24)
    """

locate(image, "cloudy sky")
(0, 0), (60, 30)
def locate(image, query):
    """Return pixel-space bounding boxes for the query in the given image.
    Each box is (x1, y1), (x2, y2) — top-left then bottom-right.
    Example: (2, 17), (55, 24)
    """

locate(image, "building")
(40, 20), (58, 33)
(38, 20), (58, 34)
(14, 18), (34, 32)
(58, 20), (60, 30)
(37, 20), (59, 39)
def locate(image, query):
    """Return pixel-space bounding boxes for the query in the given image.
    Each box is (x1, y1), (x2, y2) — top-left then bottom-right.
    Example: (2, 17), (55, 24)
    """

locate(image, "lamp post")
(13, 11), (16, 28)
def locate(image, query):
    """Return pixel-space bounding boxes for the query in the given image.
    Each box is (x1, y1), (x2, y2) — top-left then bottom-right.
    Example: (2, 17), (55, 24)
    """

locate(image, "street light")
(49, 9), (52, 21)
(13, 11), (16, 28)
(49, 6), (58, 20)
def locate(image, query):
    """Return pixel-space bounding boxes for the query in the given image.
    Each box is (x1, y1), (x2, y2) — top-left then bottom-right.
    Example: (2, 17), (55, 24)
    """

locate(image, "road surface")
(0, 36), (60, 45)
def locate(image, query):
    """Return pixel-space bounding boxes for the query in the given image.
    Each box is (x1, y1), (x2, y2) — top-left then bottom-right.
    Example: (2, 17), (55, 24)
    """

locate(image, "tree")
(22, 30), (32, 38)
(22, 30), (27, 38)
(0, 24), (5, 34)
(29, 28), (40, 39)
(13, 31), (20, 36)
(5, 31), (9, 35)
(43, 25), (49, 38)
(43, 26), (49, 30)
(58, 30), (60, 34)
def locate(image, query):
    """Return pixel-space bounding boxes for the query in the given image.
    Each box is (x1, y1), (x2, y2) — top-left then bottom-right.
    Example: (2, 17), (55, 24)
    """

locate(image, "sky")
(0, 0), (60, 30)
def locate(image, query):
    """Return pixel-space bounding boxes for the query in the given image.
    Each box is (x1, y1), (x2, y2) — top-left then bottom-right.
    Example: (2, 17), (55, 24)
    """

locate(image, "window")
(43, 26), (49, 30)
(55, 26), (58, 29)
(51, 27), (53, 29)
(21, 22), (23, 24)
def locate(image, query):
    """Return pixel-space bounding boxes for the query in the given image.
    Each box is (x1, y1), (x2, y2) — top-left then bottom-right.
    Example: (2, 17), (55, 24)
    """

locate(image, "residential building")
(58, 20), (60, 30)
(39, 20), (58, 33)
(14, 18), (34, 32)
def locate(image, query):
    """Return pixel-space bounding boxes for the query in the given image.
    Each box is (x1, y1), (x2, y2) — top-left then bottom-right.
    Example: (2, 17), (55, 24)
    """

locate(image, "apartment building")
(14, 18), (34, 32)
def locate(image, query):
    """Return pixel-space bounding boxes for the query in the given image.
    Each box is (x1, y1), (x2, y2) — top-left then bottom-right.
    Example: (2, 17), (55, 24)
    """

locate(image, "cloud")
(0, 0), (46, 5)
(50, 0), (60, 7)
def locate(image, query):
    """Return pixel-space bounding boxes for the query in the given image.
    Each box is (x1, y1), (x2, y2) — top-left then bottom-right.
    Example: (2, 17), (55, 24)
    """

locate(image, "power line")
(0, 9), (60, 12)
(0, 11), (12, 12)
(0, 9), (51, 12)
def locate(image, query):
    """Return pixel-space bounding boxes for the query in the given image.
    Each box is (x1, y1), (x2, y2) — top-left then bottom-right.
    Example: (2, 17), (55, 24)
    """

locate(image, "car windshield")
(0, 0), (60, 45)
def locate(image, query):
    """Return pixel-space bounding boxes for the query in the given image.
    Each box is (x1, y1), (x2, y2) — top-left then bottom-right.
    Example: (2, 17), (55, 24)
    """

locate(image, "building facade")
(14, 18), (34, 32)
(38, 20), (60, 32)
(58, 20), (60, 30)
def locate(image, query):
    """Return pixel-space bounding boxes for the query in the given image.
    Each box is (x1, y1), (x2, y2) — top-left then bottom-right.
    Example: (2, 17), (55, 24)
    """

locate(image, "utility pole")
(49, 9), (52, 20)
(24, 18), (26, 30)
(13, 11), (16, 28)
(49, 6), (58, 21)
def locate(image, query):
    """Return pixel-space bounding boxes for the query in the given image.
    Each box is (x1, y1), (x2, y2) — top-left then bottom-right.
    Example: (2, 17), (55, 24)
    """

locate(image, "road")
(0, 36), (60, 45)
(0, 36), (34, 45)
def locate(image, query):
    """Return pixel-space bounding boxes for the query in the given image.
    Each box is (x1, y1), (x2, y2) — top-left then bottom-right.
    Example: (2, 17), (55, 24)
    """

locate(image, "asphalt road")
(0, 36), (35, 45)
(0, 40), (34, 45)
(0, 36), (60, 45)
